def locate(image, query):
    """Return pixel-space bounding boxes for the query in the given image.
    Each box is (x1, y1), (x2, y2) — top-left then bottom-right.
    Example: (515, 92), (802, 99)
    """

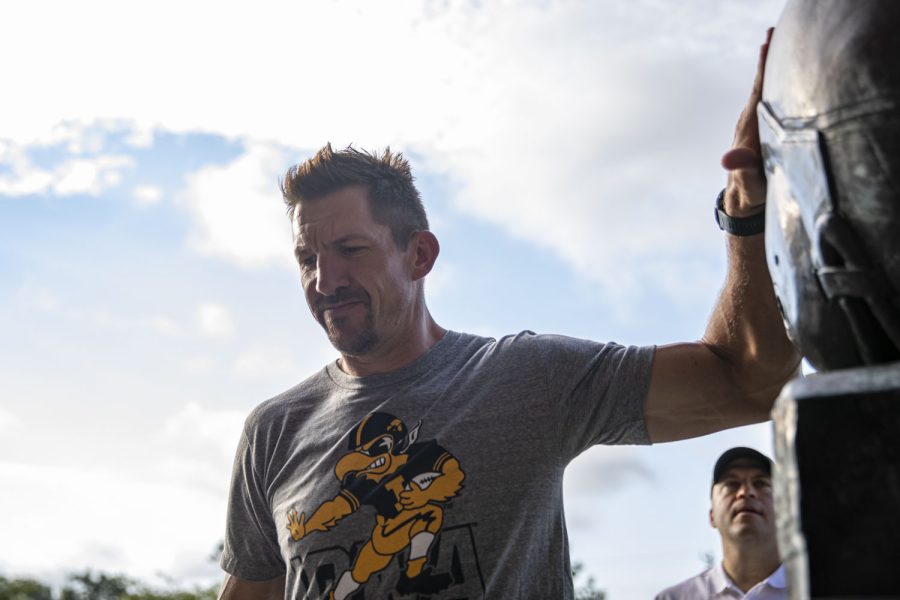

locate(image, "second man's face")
(709, 463), (776, 543)
(291, 185), (416, 356)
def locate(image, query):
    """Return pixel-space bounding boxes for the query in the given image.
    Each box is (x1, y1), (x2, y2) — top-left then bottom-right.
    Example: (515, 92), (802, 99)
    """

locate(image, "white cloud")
(424, 260), (458, 300)
(233, 346), (296, 379)
(403, 1), (775, 304)
(196, 302), (236, 339)
(146, 315), (181, 336)
(133, 184), (163, 206)
(155, 402), (246, 495)
(0, 119), (142, 198)
(0, 142), (55, 196)
(15, 282), (183, 336)
(17, 284), (61, 312)
(180, 142), (295, 268)
(0, 144), (132, 197)
(160, 402), (246, 464)
(73, 309), (182, 336)
(123, 124), (155, 148)
(40, 119), (115, 154)
(564, 446), (655, 496)
(562, 446), (657, 538)
(181, 355), (217, 375)
(0, 407), (20, 433)
(104, 0), (779, 310)
(51, 155), (133, 196)
(1, 0), (784, 309)
(0, 461), (224, 582)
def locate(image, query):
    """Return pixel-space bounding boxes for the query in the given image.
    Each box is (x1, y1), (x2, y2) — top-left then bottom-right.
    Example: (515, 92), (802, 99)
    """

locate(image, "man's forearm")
(702, 225), (801, 412)
(704, 26), (801, 411)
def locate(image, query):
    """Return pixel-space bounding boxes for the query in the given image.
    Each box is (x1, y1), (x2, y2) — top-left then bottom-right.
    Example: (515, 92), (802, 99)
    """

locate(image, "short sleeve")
(534, 334), (655, 460)
(220, 425), (285, 581)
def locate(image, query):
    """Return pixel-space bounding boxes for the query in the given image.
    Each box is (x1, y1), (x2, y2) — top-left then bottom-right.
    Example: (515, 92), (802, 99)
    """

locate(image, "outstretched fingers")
(728, 28), (773, 160)
(721, 27), (774, 212)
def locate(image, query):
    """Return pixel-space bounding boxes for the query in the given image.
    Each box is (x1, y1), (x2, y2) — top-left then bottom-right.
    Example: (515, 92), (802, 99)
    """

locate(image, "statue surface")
(761, 0), (900, 370)
(762, 2), (900, 598)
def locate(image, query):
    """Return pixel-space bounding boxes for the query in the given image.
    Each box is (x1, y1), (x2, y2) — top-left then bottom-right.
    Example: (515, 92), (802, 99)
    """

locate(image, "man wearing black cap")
(655, 447), (786, 599)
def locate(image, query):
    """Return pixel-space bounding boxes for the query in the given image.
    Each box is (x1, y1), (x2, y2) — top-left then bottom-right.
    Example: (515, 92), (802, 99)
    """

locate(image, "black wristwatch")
(714, 188), (765, 236)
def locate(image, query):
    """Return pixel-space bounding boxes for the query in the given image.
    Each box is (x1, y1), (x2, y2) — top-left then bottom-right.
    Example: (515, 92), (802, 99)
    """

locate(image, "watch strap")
(714, 188), (765, 236)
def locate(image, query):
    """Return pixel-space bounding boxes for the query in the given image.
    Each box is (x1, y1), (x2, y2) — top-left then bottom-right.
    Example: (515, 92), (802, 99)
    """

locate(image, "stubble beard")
(322, 308), (379, 356)
(313, 287), (380, 356)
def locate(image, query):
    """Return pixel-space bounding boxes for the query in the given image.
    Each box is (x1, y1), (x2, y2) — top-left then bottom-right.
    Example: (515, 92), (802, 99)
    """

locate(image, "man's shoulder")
(432, 329), (645, 378)
(654, 568), (716, 600)
(487, 330), (632, 350)
(446, 329), (557, 371)
(459, 329), (585, 355)
(243, 366), (333, 432)
(426, 329), (542, 365)
(483, 330), (640, 362)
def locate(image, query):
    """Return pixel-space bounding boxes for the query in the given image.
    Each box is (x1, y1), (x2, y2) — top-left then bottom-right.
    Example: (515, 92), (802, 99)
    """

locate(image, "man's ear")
(407, 231), (440, 281)
(709, 507), (716, 529)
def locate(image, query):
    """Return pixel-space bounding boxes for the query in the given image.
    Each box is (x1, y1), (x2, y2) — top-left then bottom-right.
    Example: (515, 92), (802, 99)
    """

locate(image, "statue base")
(773, 363), (900, 599)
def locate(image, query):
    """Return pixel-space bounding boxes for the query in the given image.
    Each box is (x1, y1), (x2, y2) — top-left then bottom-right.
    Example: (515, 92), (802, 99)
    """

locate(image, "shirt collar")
(766, 564), (786, 589)
(710, 563), (732, 595)
(712, 563), (786, 594)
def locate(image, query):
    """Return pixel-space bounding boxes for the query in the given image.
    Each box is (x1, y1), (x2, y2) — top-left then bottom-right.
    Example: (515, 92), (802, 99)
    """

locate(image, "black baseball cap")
(712, 447), (773, 486)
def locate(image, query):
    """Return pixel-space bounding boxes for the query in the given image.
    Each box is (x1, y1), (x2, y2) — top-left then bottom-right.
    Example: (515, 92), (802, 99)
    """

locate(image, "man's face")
(291, 185), (416, 356)
(709, 462), (776, 544)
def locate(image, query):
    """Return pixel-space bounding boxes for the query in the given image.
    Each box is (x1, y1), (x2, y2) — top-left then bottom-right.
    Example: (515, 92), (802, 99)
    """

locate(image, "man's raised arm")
(644, 28), (801, 443)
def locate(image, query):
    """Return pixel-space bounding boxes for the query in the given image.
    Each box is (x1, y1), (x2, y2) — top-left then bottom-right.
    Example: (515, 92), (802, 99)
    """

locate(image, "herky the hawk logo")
(287, 412), (466, 600)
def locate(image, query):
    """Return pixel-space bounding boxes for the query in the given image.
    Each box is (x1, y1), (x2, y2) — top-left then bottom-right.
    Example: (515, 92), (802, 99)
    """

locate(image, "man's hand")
(721, 27), (774, 216)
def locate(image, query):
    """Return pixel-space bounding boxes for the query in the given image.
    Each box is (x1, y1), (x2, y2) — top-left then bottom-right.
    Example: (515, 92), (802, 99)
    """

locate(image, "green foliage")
(572, 561), (606, 600)
(122, 590), (217, 600)
(61, 571), (131, 600)
(6, 559), (600, 600)
(0, 575), (54, 600)
(0, 571), (217, 600)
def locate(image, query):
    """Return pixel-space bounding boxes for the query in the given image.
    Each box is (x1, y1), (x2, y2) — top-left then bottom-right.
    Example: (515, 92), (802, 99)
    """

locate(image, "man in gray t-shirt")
(219, 30), (800, 600)
(223, 331), (653, 598)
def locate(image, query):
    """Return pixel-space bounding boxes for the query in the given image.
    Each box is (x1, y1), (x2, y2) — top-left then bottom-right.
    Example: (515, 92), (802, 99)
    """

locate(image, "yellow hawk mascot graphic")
(287, 412), (465, 600)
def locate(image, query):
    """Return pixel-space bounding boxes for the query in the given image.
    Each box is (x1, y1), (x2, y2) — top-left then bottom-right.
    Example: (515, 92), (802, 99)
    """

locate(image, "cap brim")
(712, 447), (773, 485)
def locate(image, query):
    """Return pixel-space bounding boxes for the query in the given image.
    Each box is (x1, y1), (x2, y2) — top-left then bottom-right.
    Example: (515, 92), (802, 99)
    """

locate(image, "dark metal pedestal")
(773, 364), (900, 599)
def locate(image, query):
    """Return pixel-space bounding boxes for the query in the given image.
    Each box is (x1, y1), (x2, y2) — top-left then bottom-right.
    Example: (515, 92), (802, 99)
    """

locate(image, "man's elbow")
(744, 353), (802, 409)
(702, 338), (802, 404)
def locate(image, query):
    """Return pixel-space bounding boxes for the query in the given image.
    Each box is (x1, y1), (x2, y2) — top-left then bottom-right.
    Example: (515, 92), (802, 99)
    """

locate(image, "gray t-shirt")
(222, 330), (654, 599)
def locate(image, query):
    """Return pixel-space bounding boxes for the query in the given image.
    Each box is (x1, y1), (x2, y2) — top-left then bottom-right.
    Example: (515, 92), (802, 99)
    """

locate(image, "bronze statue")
(762, 0), (900, 370)
(762, 1), (900, 597)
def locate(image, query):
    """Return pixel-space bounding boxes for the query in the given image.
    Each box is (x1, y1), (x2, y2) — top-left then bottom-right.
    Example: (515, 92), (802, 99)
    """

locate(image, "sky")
(0, 0), (789, 598)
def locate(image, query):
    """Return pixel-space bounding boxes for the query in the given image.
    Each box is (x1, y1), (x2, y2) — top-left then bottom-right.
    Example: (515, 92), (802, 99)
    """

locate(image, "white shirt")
(655, 563), (787, 600)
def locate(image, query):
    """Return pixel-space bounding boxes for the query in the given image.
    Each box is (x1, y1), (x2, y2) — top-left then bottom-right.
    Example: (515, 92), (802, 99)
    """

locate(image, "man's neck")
(721, 542), (780, 593)
(337, 315), (446, 377)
